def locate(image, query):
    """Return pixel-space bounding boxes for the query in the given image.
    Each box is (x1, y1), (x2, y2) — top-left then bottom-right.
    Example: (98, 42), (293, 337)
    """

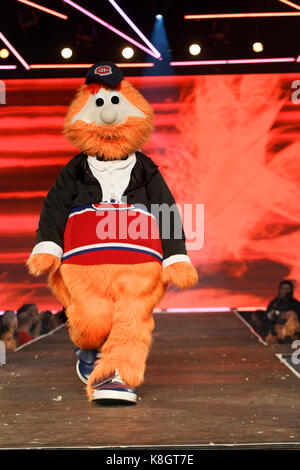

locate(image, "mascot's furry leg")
(57, 262), (167, 401)
(58, 265), (115, 350)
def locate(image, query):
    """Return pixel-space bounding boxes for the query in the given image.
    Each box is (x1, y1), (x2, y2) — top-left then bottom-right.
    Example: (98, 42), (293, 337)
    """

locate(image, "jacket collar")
(66, 151), (158, 192)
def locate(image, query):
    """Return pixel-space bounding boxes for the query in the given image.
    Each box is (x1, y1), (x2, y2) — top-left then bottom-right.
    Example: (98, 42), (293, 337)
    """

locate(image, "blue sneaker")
(91, 369), (138, 404)
(74, 348), (101, 384)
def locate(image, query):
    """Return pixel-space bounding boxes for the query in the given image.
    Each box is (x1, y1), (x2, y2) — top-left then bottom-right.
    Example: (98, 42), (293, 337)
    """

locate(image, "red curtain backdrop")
(1, 74), (300, 311)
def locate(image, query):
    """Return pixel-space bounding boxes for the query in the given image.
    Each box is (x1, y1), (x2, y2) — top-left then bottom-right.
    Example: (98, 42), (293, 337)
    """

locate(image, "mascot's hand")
(26, 253), (61, 277)
(161, 262), (198, 290)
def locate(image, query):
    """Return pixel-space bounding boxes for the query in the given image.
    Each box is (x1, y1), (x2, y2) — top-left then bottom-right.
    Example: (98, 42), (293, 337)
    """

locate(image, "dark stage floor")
(0, 311), (299, 449)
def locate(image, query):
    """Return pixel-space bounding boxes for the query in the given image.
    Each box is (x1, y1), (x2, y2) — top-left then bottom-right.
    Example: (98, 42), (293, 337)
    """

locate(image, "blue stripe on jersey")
(69, 204), (93, 215)
(62, 246), (163, 262)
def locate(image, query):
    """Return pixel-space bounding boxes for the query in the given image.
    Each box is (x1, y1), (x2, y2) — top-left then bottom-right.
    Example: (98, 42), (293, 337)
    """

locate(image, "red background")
(1, 74), (300, 311)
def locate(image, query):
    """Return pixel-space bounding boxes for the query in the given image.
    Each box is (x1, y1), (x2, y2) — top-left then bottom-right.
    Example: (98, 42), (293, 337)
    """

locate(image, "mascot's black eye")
(96, 97), (104, 107)
(111, 95), (120, 104)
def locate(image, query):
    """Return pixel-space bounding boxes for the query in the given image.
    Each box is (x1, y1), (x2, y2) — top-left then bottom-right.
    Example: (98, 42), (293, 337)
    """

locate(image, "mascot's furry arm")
(26, 168), (75, 277)
(162, 262), (198, 289)
(27, 253), (60, 276)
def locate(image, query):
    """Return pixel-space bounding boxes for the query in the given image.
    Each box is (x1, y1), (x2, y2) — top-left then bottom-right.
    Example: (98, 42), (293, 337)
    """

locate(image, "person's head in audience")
(2, 310), (18, 334)
(17, 310), (34, 346)
(0, 325), (16, 351)
(40, 310), (53, 335)
(278, 280), (294, 299)
(28, 303), (38, 317)
(17, 304), (38, 325)
(17, 310), (33, 333)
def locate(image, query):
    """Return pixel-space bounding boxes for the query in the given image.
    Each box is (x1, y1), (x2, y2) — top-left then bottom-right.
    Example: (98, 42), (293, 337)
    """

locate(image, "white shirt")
(87, 153), (137, 202)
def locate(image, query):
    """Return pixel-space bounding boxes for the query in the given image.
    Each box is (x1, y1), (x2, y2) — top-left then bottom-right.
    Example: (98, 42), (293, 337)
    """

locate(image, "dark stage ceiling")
(1, 0), (300, 78)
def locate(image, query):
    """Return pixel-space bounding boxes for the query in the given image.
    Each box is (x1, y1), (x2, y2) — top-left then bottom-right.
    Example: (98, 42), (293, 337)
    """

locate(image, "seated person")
(252, 280), (300, 344)
(17, 304), (42, 340)
(39, 310), (53, 335)
(0, 325), (17, 351)
(17, 311), (34, 346)
(2, 310), (18, 340)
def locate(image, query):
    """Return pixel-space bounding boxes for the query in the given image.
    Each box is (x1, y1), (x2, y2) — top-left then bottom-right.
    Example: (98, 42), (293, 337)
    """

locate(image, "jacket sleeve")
(29, 167), (75, 259)
(146, 168), (191, 269)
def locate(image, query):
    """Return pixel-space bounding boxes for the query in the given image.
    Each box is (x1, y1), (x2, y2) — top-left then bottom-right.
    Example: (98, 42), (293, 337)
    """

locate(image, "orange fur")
(26, 253), (60, 277)
(64, 80), (154, 159)
(48, 268), (71, 309)
(161, 261), (198, 289)
(58, 262), (167, 400)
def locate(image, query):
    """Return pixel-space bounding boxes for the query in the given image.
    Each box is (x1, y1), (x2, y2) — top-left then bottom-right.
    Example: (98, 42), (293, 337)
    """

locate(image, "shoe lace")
(111, 369), (125, 384)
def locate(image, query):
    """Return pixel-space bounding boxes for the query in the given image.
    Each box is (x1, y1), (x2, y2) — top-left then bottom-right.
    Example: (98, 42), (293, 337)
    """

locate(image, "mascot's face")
(64, 80), (154, 160)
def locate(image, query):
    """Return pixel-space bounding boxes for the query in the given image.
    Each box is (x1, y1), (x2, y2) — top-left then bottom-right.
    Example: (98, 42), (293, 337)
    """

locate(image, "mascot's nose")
(100, 106), (118, 124)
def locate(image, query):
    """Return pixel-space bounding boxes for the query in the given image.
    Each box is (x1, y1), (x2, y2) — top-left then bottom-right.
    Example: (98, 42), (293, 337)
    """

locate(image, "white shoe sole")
(92, 389), (138, 403)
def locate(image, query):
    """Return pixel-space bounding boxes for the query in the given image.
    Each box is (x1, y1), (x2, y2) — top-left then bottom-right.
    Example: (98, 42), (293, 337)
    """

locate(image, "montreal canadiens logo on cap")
(94, 65), (113, 76)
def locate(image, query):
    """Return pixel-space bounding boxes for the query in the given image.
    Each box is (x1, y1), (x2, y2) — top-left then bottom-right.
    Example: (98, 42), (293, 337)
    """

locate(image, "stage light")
(61, 48), (73, 59)
(278, 0), (300, 11)
(0, 48), (9, 59)
(143, 13), (172, 75)
(227, 57), (294, 64)
(107, 0), (161, 58)
(0, 32), (30, 70)
(185, 12), (300, 19)
(63, 0), (160, 59)
(170, 60), (227, 66)
(253, 42), (263, 52)
(29, 63), (154, 69)
(122, 47), (134, 59)
(16, 0), (68, 20)
(158, 307), (232, 313)
(0, 65), (16, 69)
(170, 57), (295, 66)
(189, 44), (201, 56)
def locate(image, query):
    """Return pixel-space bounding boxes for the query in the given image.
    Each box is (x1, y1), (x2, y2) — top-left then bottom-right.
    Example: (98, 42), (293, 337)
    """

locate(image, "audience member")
(0, 304), (67, 350)
(17, 304), (42, 339)
(0, 325), (17, 351)
(2, 310), (18, 338)
(251, 279), (300, 344)
(39, 310), (54, 335)
(17, 311), (35, 346)
(56, 307), (67, 325)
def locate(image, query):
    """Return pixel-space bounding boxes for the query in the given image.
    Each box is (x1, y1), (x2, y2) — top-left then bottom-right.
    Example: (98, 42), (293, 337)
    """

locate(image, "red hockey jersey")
(61, 202), (163, 265)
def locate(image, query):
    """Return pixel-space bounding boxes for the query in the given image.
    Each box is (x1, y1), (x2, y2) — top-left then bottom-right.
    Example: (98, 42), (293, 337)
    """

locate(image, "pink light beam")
(0, 65), (17, 69)
(0, 32), (30, 70)
(63, 0), (159, 59)
(29, 62), (154, 69)
(16, 0), (68, 20)
(278, 0), (300, 11)
(170, 57), (296, 66)
(107, 0), (161, 58)
(184, 12), (300, 19)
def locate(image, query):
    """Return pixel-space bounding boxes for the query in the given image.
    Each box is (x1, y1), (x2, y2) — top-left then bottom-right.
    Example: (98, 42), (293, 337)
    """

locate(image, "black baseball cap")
(85, 61), (124, 87)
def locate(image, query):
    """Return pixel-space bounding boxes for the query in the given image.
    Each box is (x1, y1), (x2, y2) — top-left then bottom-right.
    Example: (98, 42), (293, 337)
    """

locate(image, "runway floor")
(0, 311), (299, 449)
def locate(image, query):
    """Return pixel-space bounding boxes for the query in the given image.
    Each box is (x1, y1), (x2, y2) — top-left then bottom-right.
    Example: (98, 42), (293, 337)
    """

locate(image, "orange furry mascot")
(27, 62), (198, 405)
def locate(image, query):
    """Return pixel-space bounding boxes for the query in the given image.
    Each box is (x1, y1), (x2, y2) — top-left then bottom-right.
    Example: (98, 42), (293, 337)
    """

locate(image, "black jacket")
(267, 296), (300, 322)
(34, 151), (188, 262)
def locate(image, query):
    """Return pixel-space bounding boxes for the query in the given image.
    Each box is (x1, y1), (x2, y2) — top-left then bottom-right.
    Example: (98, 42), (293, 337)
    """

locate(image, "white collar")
(88, 153), (136, 171)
